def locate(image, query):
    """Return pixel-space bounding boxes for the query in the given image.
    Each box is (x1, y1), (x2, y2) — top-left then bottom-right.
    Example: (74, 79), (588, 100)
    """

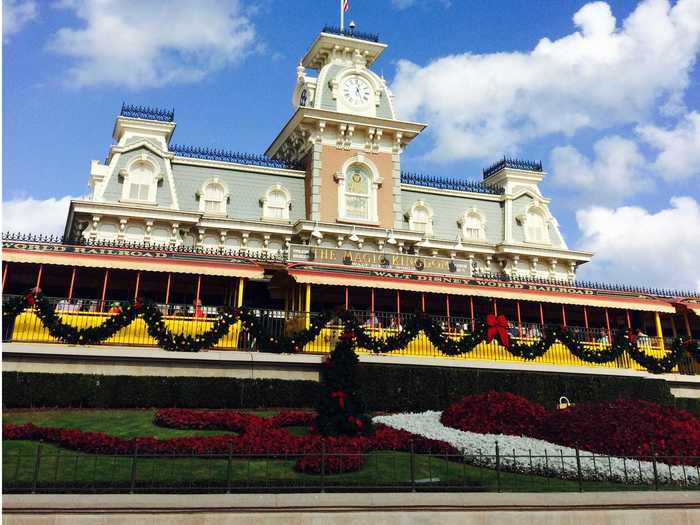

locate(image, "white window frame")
(459, 208), (487, 241)
(261, 184), (291, 221)
(336, 154), (382, 224)
(198, 178), (230, 216)
(408, 200), (434, 236)
(119, 155), (162, 205)
(523, 204), (551, 245)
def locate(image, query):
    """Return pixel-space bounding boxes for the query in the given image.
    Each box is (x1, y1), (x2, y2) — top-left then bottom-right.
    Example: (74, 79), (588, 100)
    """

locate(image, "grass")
(0, 409), (674, 493)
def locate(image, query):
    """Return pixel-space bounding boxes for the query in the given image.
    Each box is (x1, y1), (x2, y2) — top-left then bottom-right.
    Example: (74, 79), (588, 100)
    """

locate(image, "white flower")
(372, 411), (700, 485)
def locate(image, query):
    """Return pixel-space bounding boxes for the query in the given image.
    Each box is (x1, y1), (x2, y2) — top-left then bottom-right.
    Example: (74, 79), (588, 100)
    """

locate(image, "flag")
(343, 0), (349, 13)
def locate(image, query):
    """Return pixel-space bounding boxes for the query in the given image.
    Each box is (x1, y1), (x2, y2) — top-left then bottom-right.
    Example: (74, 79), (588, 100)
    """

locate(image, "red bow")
(25, 292), (35, 307)
(486, 314), (509, 347)
(331, 390), (348, 410)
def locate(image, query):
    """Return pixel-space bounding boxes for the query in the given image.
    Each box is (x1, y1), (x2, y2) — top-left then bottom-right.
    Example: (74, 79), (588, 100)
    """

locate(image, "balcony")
(3, 296), (696, 375)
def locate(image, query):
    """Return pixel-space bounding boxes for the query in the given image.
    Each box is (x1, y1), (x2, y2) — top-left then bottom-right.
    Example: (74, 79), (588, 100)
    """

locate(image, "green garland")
(2, 293), (696, 373)
(244, 310), (335, 354)
(33, 293), (139, 345)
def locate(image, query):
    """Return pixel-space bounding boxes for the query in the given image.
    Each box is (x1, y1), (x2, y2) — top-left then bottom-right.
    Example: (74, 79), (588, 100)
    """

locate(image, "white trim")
(261, 184), (292, 221)
(401, 184), (503, 202)
(197, 178), (230, 216)
(407, 200), (434, 236)
(520, 202), (552, 245)
(118, 154), (163, 205)
(171, 156), (305, 178)
(459, 207), (487, 241)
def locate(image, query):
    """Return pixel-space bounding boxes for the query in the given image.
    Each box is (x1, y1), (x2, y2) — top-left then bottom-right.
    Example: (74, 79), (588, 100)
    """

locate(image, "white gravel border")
(373, 411), (700, 485)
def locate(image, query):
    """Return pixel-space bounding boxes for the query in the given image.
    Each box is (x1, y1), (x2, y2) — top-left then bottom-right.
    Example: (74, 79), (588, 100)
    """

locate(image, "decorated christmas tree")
(315, 330), (371, 436)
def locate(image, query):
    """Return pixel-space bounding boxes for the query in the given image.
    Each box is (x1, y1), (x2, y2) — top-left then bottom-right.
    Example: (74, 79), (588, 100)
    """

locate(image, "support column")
(134, 271), (141, 300)
(345, 287), (349, 310)
(561, 305), (567, 327)
(421, 293), (425, 313)
(655, 312), (665, 351)
(237, 278), (245, 308)
(492, 298), (498, 316)
(604, 308), (612, 341)
(100, 270), (109, 311)
(469, 297), (475, 331)
(516, 301), (522, 337)
(35, 264), (44, 290)
(165, 274), (172, 304)
(67, 267), (77, 301)
(539, 303), (544, 326)
(396, 290), (400, 316)
(445, 294), (451, 329)
(195, 275), (202, 304)
(2, 263), (8, 291)
(684, 311), (693, 337)
(626, 310), (632, 330)
(670, 317), (677, 338)
(304, 283), (311, 329)
(370, 288), (375, 330)
(583, 306), (589, 329)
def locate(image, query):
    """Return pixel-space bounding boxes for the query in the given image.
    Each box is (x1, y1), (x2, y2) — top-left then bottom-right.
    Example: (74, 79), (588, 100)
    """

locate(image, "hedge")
(2, 365), (677, 410)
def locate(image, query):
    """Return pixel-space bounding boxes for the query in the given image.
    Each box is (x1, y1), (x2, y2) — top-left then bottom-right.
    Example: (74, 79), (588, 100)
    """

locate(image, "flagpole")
(340, 0), (344, 30)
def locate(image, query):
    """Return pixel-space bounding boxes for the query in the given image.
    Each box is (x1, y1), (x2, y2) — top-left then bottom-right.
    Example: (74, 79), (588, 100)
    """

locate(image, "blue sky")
(3, 0), (700, 291)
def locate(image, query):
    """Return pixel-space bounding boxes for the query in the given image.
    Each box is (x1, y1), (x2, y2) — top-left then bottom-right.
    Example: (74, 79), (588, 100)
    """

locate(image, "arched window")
(460, 209), (486, 241)
(120, 157), (161, 204)
(262, 185), (291, 221)
(525, 207), (550, 244)
(408, 201), (433, 235)
(198, 179), (229, 215)
(345, 165), (371, 220)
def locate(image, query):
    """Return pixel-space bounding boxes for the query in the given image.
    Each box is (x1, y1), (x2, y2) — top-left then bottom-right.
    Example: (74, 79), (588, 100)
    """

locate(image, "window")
(525, 208), (549, 244)
(460, 209), (486, 241)
(121, 158), (159, 203)
(262, 185), (291, 221)
(408, 201), (433, 235)
(203, 183), (225, 214)
(198, 179), (229, 215)
(345, 167), (370, 220)
(337, 157), (381, 223)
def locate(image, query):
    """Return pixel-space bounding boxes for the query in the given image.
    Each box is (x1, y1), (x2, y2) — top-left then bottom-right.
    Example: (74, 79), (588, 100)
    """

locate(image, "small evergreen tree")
(315, 331), (371, 436)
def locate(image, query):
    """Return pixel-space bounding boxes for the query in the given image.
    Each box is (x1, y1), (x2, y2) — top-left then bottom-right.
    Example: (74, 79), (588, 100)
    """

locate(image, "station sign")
(288, 243), (474, 277)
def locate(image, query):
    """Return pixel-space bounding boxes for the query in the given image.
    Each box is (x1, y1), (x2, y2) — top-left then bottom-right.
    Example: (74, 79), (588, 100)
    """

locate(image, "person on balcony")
(193, 299), (205, 320)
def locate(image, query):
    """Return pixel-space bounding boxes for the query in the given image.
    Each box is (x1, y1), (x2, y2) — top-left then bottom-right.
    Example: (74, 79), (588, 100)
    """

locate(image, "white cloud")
(3, 0), (38, 39)
(391, 0), (700, 161)
(637, 111), (700, 181)
(575, 196), (700, 292)
(2, 196), (76, 236)
(549, 135), (652, 204)
(49, 0), (256, 88)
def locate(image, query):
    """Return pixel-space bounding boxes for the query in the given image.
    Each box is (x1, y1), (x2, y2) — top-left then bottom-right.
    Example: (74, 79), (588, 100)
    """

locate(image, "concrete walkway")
(4, 491), (700, 524)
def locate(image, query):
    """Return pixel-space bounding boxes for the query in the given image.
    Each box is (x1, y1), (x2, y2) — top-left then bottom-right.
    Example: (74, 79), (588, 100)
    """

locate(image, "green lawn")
(0, 409), (668, 493)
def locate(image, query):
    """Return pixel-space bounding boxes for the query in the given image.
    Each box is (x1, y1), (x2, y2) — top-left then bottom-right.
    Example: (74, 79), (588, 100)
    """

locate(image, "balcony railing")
(4, 296), (695, 375)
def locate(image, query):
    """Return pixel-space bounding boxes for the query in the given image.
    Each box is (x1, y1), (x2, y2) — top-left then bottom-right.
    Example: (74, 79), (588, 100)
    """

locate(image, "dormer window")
(198, 179), (229, 215)
(262, 185), (291, 221)
(120, 157), (161, 204)
(408, 201), (433, 235)
(524, 206), (550, 244)
(460, 209), (486, 241)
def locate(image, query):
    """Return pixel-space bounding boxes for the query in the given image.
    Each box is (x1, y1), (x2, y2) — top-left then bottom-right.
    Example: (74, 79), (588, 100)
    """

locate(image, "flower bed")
(441, 392), (546, 436)
(440, 393), (700, 467)
(2, 409), (454, 476)
(374, 411), (700, 485)
(539, 399), (700, 464)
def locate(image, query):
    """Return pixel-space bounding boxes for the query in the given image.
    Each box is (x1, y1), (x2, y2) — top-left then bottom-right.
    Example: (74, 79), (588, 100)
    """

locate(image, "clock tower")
(266, 28), (426, 231)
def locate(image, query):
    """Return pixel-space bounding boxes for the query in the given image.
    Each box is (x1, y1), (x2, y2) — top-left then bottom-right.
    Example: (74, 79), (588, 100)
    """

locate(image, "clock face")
(342, 77), (371, 106)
